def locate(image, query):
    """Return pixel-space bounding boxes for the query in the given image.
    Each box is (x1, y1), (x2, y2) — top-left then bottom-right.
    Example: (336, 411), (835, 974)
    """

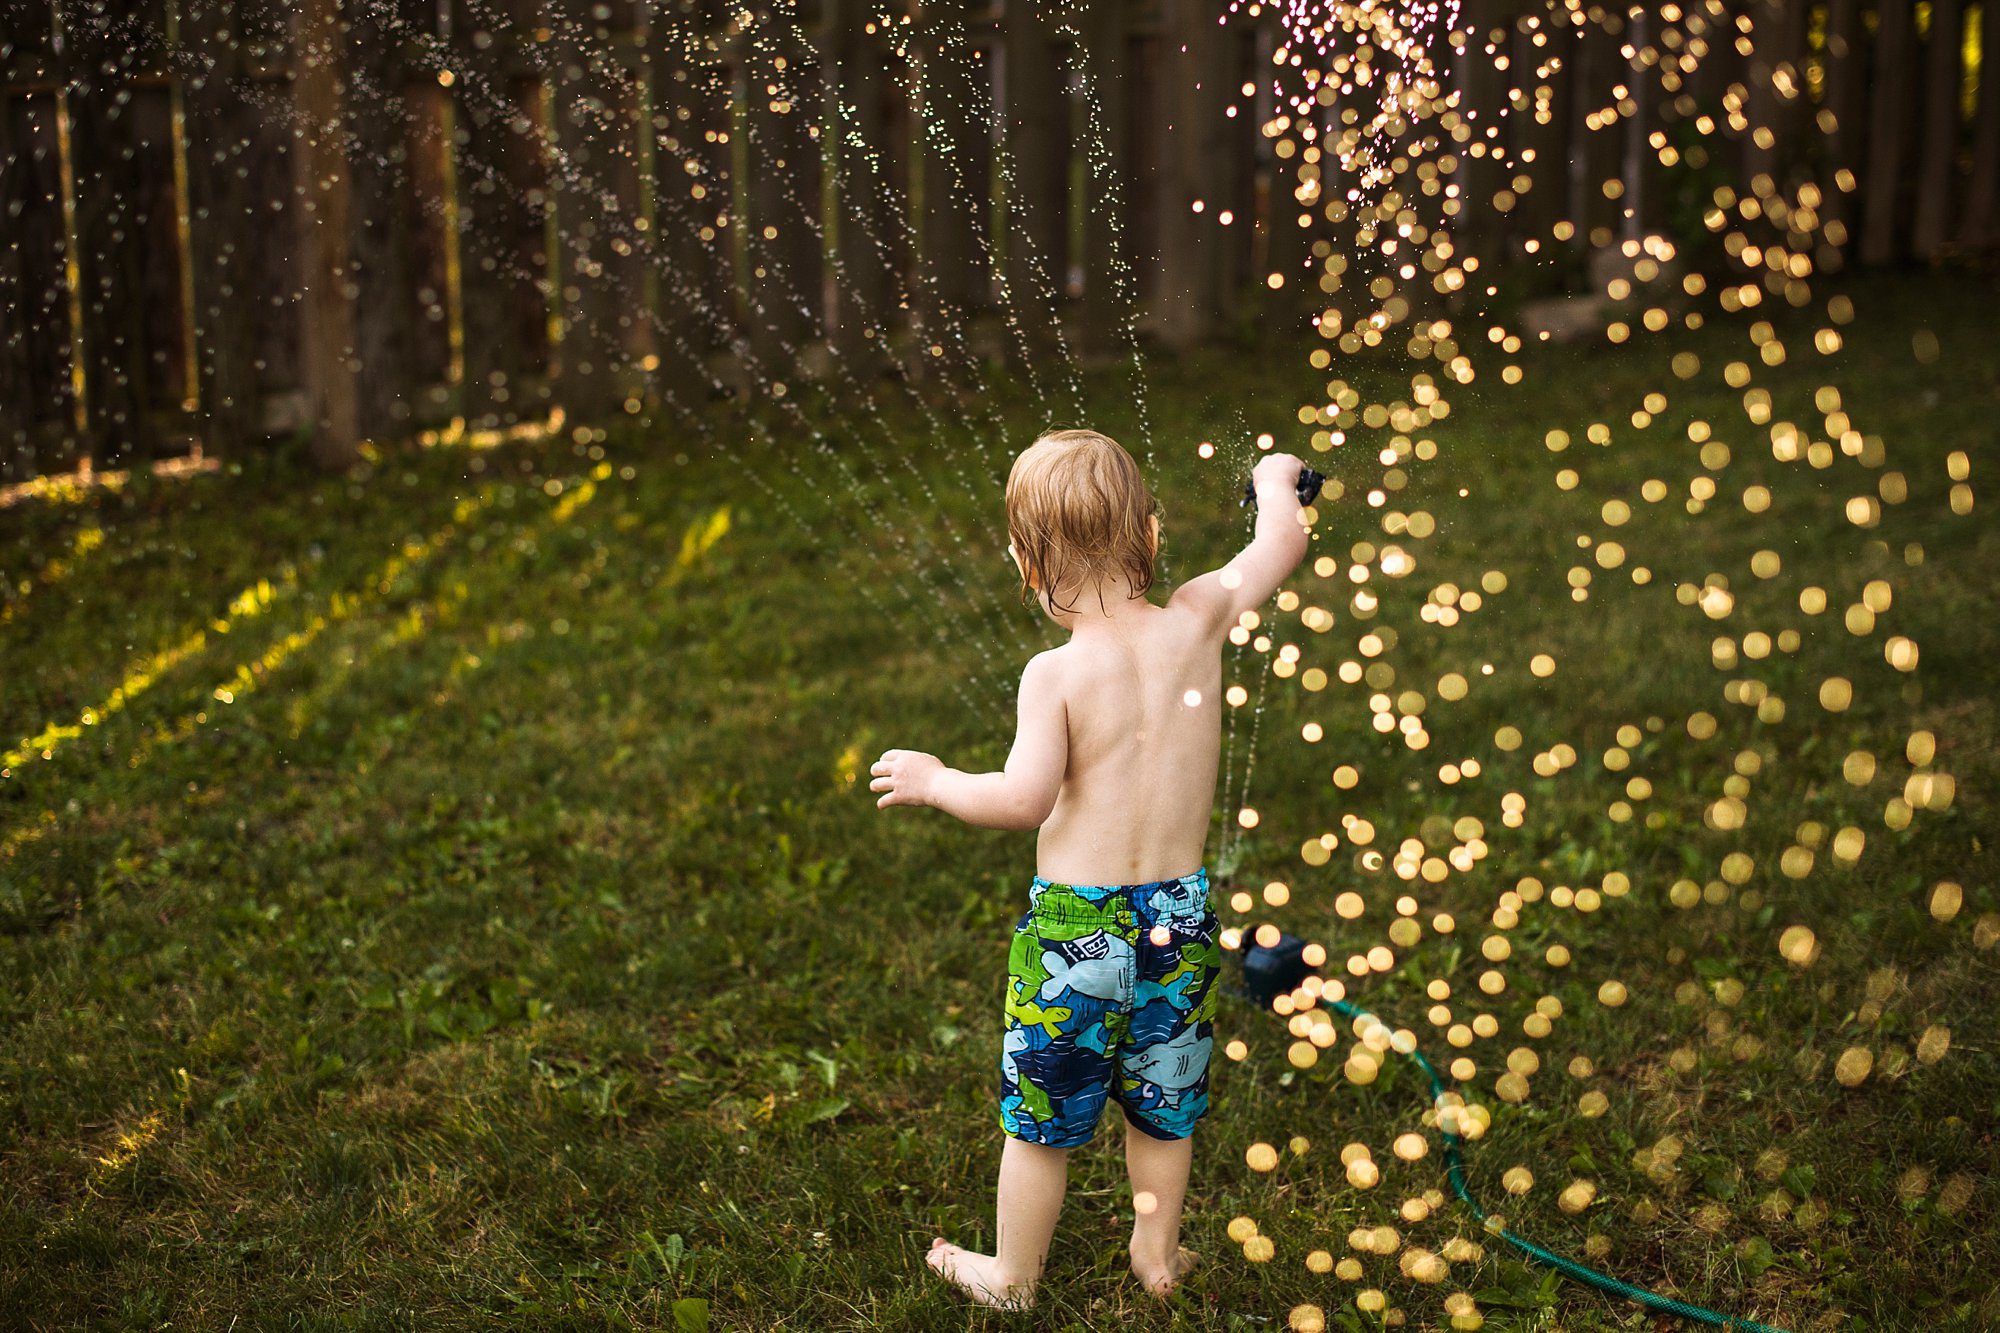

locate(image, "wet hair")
(1005, 429), (1161, 614)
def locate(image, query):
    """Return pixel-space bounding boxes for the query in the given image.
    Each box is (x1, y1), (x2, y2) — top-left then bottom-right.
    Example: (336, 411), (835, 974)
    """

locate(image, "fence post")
(342, 1), (459, 440)
(1214, 19), (1257, 321)
(1144, 0), (1216, 348)
(1571, 15), (1626, 250)
(827, 0), (903, 372)
(0, 32), (30, 480)
(1861, 0), (1915, 264)
(1821, 0), (1865, 238)
(1911, 0), (1966, 258)
(1962, 0), (2000, 248)
(1077, 0), (1131, 358)
(290, 0), (362, 468)
(179, 0), (263, 456)
(1000, 0), (1069, 344)
(66, 0), (176, 470)
(648, 0), (738, 402)
(1450, 22), (1507, 281)
(745, 0), (828, 368)
(1513, 19), (1569, 248)
(915, 0), (988, 353)
(550, 0), (651, 422)
(1256, 17), (1315, 317)
(448, 0), (554, 430)
(1744, 0), (1807, 191)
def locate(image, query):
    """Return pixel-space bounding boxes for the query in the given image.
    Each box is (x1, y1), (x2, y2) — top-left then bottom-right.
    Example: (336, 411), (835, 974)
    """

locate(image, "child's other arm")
(870, 652), (1067, 831)
(1169, 452), (1313, 631)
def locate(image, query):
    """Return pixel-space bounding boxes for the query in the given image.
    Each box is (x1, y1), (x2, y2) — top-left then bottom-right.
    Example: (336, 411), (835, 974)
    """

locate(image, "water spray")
(1237, 933), (1790, 1333)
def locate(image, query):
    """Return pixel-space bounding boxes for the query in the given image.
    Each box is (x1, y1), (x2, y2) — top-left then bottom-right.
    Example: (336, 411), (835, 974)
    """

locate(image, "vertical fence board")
(1453, 22), (1507, 276)
(1912, 0), (1965, 256)
(1257, 20), (1314, 314)
(1821, 0), (1866, 233)
(1746, 0), (1808, 186)
(0, 82), (18, 478)
(1125, 6), (1165, 318)
(1624, 13), (1660, 240)
(1001, 0), (1067, 340)
(181, 0), (263, 454)
(827, 0), (902, 369)
(66, 0), (181, 467)
(396, 0), (458, 401)
(1077, 0), (1131, 356)
(291, 0), (361, 467)
(1861, 0), (1915, 262)
(1514, 22), (1569, 248)
(648, 0), (737, 398)
(1, 35), (77, 477)
(228, 3), (307, 418)
(1573, 17), (1628, 247)
(549, 0), (650, 420)
(744, 1), (827, 364)
(1962, 1), (1999, 246)
(1214, 21), (1257, 318)
(0, 7), (63, 477)
(342, 1), (451, 439)
(963, 31), (997, 313)
(915, 0), (985, 341)
(449, 0), (553, 428)
(1152, 0), (1219, 347)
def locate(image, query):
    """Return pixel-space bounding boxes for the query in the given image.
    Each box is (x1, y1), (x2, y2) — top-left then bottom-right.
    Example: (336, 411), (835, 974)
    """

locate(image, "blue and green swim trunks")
(1000, 868), (1223, 1149)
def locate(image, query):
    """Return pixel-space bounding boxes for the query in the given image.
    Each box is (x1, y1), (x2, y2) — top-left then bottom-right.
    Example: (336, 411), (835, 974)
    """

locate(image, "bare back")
(1034, 598), (1224, 885)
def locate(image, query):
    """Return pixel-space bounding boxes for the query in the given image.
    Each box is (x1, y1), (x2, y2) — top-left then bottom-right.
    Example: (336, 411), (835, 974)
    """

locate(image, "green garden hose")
(1322, 997), (1789, 1333)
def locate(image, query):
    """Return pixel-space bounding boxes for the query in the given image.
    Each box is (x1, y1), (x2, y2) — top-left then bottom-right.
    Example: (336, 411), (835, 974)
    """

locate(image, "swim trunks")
(999, 868), (1222, 1148)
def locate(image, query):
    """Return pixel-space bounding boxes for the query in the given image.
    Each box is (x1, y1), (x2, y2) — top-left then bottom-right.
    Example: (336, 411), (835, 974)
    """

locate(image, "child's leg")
(1124, 1120), (1199, 1295)
(926, 1137), (1069, 1307)
(1117, 875), (1219, 1297)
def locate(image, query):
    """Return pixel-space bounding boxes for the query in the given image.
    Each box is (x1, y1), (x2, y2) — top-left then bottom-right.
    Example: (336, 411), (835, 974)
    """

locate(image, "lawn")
(1, 272), (1995, 1332)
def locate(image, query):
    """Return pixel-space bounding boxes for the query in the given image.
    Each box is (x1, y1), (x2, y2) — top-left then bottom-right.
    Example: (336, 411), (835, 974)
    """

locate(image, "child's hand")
(870, 749), (943, 809)
(1252, 451), (1306, 493)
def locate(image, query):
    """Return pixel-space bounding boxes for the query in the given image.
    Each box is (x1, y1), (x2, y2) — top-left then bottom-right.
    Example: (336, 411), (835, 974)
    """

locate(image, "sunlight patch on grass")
(3, 569), (300, 773)
(675, 505), (732, 574)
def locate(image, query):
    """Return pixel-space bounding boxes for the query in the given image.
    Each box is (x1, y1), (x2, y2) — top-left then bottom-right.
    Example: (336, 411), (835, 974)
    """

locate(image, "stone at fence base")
(260, 390), (311, 437)
(1518, 241), (1691, 346)
(796, 340), (838, 383)
(707, 353), (755, 401)
(1587, 240), (1686, 294)
(1517, 295), (1607, 345)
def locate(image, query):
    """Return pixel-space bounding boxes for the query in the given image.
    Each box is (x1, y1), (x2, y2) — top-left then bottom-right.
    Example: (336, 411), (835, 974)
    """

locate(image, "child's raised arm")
(1169, 452), (1313, 633)
(870, 651), (1067, 831)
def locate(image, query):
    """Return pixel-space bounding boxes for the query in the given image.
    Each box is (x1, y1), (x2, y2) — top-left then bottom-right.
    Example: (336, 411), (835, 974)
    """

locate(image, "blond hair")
(1005, 429), (1160, 613)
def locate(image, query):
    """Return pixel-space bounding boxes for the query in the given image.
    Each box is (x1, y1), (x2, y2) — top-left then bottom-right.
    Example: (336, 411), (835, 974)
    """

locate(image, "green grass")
(1, 273), (1995, 1332)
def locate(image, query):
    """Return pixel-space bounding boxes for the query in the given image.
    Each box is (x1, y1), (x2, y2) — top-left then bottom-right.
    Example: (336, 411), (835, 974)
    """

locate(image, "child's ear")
(1149, 514), (1161, 554)
(1007, 541), (1040, 589)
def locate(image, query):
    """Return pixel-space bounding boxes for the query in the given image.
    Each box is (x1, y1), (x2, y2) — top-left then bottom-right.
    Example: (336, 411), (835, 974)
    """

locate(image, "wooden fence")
(0, 0), (1994, 483)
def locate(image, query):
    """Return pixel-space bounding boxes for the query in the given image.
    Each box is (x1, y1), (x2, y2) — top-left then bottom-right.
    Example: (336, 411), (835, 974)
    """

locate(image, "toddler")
(870, 429), (1312, 1308)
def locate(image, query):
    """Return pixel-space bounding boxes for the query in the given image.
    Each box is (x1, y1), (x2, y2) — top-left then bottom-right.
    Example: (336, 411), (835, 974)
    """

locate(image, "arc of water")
(426, 0), (1033, 690)
(135, 4), (1016, 724)
(515, 0), (1065, 679)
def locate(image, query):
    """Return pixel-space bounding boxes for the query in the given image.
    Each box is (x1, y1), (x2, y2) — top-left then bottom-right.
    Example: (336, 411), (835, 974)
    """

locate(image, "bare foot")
(925, 1237), (1035, 1310)
(1130, 1243), (1200, 1297)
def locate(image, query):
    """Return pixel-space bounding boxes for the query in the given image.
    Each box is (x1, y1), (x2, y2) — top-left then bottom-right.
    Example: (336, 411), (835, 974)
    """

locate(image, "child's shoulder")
(1022, 644), (1074, 685)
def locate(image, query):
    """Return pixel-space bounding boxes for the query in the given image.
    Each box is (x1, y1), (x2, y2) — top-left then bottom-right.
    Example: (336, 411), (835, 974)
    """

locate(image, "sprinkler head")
(1242, 466), (1328, 510)
(1237, 930), (1313, 1007)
